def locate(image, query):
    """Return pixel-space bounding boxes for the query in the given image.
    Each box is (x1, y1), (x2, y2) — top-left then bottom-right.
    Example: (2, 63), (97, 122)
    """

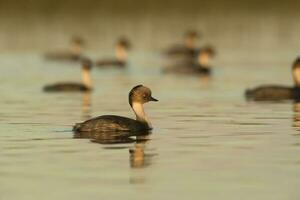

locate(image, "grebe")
(165, 30), (201, 57)
(194, 46), (216, 75)
(73, 85), (158, 135)
(163, 46), (216, 75)
(246, 57), (300, 101)
(43, 58), (93, 92)
(45, 36), (85, 61)
(96, 37), (131, 68)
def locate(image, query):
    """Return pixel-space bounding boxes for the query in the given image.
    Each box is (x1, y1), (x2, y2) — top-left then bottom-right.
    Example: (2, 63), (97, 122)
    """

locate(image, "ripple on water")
(1, 56), (300, 199)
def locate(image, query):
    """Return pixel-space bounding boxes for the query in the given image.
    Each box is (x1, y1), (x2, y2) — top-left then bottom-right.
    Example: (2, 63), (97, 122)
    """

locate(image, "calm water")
(1, 54), (300, 200)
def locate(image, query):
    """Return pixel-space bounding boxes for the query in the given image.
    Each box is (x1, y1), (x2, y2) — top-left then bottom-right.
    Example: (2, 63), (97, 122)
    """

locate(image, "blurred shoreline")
(0, 0), (299, 64)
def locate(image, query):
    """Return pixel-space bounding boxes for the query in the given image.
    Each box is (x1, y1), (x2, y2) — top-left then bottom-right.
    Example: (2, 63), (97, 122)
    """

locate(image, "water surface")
(0, 54), (300, 200)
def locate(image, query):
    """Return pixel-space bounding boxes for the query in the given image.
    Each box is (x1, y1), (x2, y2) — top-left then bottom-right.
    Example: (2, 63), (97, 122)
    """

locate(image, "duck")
(165, 30), (201, 58)
(163, 45), (216, 75)
(44, 36), (85, 61)
(194, 46), (216, 75)
(96, 37), (131, 68)
(245, 57), (300, 101)
(73, 85), (158, 136)
(43, 58), (93, 92)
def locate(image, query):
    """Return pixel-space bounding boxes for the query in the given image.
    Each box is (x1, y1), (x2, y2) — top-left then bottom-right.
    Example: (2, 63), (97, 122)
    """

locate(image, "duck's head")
(197, 45), (216, 67)
(81, 58), (93, 71)
(71, 36), (84, 46)
(116, 37), (131, 50)
(292, 57), (300, 86)
(129, 85), (158, 106)
(184, 30), (200, 49)
(116, 37), (131, 61)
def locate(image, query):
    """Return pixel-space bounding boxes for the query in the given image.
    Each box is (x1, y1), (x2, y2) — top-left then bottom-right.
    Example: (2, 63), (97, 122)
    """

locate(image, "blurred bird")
(73, 85), (158, 139)
(44, 36), (85, 62)
(246, 57), (300, 101)
(96, 37), (131, 68)
(43, 58), (93, 92)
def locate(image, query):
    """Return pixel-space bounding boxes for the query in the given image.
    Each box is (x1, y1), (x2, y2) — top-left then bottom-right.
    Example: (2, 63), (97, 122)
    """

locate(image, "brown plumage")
(245, 86), (296, 101)
(73, 85), (158, 139)
(246, 57), (300, 101)
(96, 60), (126, 68)
(43, 82), (91, 92)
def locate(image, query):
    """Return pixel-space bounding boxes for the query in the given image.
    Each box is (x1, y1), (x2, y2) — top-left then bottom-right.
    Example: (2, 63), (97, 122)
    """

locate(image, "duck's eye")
(143, 95), (147, 99)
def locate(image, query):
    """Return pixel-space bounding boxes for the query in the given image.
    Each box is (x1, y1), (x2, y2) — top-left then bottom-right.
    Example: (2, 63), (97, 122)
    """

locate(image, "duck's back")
(164, 63), (211, 75)
(166, 45), (197, 57)
(45, 51), (80, 61)
(96, 59), (126, 68)
(44, 82), (90, 92)
(245, 85), (294, 101)
(73, 115), (149, 133)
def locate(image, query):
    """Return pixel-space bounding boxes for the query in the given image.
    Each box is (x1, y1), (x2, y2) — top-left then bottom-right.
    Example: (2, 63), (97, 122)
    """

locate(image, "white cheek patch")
(294, 68), (300, 85)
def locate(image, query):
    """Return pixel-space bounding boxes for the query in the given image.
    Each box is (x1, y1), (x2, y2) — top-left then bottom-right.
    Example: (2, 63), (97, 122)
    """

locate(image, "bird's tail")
(245, 89), (253, 99)
(73, 123), (82, 132)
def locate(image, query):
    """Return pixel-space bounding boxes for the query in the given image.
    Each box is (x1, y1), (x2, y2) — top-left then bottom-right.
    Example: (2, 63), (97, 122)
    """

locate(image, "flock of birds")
(42, 30), (300, 142)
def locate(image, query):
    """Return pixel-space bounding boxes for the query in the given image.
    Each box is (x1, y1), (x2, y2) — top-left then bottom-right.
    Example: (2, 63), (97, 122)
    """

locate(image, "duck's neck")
(82, 68), (92, 89)
(71, 44), (82, 56)
(198, 54), (210, 68)
(293, 68), (300, 87)
(132, 102), (152, 128)
(185, 38), (196, 49)
(116, 46), (128, 62)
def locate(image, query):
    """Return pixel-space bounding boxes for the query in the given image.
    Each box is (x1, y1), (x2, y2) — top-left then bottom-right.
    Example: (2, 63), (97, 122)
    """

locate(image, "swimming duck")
(96, 37), (131, 68)
(245, 57), (300, 101)
(163, 45), (216, 75)
(195, 46), (216, 75)
(73, 85), (158, 136)
(165, 30), (201, 58)
(43, 58), (93, 92)
(45, 36), (85, 61)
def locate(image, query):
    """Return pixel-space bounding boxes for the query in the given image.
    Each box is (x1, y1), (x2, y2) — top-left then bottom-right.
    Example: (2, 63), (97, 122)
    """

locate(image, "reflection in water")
(129, 135), (152, 168)
(129, 135), (158, 185)
(92, 132), (137, 144)
(81, 92), (92, 120)
(293, 102), (300, 129)
(199, 75), (212, 88)
(74, 130), (151, 143)
(74, 128), (156, 184)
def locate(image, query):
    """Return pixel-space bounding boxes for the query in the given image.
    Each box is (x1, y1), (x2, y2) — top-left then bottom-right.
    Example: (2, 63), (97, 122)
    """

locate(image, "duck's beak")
(150, 96), (158, 102)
